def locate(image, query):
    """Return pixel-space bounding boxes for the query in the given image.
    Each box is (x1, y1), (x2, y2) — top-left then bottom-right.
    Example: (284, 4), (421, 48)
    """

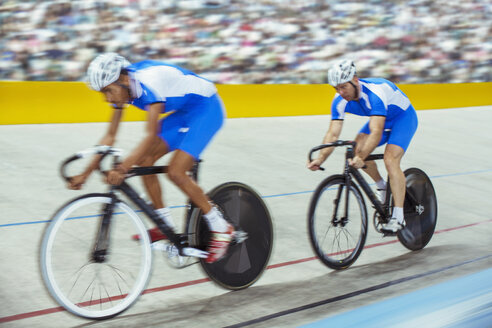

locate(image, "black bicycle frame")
(349, 152), (389, 218)
(91, 162), (201, 260)
(309, 141), (391, 221)
(347, 152), (423, 223)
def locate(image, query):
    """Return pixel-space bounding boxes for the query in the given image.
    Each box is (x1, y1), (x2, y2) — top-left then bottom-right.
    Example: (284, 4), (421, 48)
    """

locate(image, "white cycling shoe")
(382, 217), (405, 232)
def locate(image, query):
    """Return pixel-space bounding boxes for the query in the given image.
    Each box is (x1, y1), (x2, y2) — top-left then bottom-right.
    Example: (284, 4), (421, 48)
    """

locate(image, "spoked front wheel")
(40, 194), (152, 319)
(308, 175), (368, 270)
(397, 168), (438, 250)
(190, 182), (273, 290)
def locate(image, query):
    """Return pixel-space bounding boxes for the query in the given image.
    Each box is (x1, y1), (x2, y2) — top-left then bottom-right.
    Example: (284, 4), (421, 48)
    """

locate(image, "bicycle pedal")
(182, 247), (208, 259)
(165, 244), (193, 268)
(232, 230), (248, 243)
(381, 230), (398, 237)
(151, 242), (168, 251)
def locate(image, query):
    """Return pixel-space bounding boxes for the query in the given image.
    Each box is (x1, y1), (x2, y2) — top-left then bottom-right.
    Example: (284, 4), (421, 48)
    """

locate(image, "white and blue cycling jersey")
(331, 78), (412, 121)
(125, 60), (224, 159)
(331, 78), (418, 151)
(126, 60), (217, 113)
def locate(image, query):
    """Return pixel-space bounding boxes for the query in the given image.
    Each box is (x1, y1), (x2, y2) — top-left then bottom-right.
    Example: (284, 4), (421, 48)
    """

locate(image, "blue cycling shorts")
(159, 94), (224, 160)
(359, 106), (418, 152)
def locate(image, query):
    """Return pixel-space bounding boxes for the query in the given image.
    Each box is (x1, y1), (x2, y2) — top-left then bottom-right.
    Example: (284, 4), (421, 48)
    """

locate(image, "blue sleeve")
(331, 96), (345, 120)
(139, 83), (163, 105)
(131, 83), (164, 111)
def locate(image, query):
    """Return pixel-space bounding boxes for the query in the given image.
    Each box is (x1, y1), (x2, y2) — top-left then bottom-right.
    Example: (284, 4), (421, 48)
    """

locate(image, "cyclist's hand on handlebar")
(348, 155), (365, 169)
(307, 158), (323, 171)
(67, 174), (88, 190)
(105, 164), (128, 185)
(106, 169), (125, 185)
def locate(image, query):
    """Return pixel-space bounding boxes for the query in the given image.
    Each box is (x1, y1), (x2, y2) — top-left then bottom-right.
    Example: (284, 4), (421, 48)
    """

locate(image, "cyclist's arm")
(117, 102), (163, 173)
(317, 119), (343, 162)
(356, 115), (385, 160)
(82, 107), (124, 177)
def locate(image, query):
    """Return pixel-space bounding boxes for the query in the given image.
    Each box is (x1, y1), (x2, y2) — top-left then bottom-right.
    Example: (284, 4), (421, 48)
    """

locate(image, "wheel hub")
(332, 217), (348, 227)
(92, 250), (107, 263)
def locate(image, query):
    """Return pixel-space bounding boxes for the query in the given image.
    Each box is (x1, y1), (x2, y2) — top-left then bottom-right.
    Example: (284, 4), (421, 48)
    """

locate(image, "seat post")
(189, 160), (201, 182)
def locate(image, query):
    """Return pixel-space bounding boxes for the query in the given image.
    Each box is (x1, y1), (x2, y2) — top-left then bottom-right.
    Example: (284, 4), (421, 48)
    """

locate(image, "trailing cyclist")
(69, 52), (233, 263)
(307, 59), (418, 233)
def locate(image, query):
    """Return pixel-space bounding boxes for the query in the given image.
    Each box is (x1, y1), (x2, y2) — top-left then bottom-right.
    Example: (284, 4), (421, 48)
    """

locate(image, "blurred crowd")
(1, 0), (490, 84)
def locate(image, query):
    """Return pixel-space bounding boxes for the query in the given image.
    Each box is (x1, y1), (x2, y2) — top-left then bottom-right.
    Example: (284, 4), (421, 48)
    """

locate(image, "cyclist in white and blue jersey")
(307, 59), (418, 232)
(68, 53), (233, 263)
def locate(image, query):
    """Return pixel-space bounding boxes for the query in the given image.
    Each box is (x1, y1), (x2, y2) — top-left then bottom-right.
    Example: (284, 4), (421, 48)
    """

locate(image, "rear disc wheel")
(191, 182), (273, 290)
(397, 168), (438, 250)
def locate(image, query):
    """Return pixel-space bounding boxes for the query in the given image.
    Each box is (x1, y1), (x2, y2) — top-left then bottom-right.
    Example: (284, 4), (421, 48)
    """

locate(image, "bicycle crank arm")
(233, 230), (248, 243)
(151, 243), (208, 258)
(182, 247), (208, 258)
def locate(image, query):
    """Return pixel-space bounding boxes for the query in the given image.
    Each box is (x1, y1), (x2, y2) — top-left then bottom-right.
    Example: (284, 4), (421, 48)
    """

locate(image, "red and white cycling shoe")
(132, 227), (167, 243)
(206, 224), (234, 264)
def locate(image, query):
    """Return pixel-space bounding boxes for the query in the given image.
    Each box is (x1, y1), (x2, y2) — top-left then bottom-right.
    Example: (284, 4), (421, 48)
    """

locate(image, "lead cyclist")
(68, 52), (233, 263)
(307, 59), (418, 232)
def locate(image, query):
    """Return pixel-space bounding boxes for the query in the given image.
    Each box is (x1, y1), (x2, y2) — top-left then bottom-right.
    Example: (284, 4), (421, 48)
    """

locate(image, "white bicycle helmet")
(87, 52), (130, 91)
(327, 59), (356, 87)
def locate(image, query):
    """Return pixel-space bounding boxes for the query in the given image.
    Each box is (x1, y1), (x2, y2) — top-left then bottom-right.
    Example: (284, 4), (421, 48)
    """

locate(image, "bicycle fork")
(91, 191), (118, 263)
(331, 179), (350, 228)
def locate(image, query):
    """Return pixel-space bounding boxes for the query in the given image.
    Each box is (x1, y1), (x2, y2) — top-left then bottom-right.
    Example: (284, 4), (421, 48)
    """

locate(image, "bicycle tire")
(40, 193), (152, 319)
(308, 175), (368, 270)
(397, 168), (438, 250)
(190, 182), (273, 290)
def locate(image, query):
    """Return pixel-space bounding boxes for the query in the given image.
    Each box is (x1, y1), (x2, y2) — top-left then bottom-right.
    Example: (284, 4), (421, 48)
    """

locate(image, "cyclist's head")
(327, 59), (356, 87)
(87, 52), (130, 91)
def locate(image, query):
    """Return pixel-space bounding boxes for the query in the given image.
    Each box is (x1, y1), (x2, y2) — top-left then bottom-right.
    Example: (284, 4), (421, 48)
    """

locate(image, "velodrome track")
(0, 106), (491, 327)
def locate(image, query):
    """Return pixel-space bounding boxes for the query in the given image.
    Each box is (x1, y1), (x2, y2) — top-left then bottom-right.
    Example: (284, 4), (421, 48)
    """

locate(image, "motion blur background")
(1, 1), (492, 326)
(1, 0), (490, 84)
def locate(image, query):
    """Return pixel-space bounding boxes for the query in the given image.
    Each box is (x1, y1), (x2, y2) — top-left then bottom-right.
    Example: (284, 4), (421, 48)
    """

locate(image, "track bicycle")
(307, 140), (437, 270)
(40, 145), (273, 319)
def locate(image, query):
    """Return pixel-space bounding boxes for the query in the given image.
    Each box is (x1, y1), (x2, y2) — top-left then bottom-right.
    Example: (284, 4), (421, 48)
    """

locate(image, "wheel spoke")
(319, 220), (333, 247)
(341, 227), (355, 248)
(67, 263), (92, 299)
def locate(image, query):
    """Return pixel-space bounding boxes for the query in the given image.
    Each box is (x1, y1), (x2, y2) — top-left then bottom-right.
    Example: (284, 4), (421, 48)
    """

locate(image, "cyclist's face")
(334, 80), (358, 101)
(101, 83), (129, 108)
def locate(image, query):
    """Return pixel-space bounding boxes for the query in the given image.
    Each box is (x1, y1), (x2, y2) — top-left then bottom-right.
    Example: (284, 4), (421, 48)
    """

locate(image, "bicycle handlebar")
(309, 140), (387, 171)
(60, 145), (124, 182)
(308, 140), (356, 171)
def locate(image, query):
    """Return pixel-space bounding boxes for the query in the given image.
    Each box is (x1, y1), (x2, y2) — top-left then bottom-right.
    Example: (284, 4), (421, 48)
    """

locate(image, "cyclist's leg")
(384, 144), (405, 208)
(164, 94), (224, 214)
(135, 115), (188, 240)
(164, 95), (233, 263)
(137, 136), (169, 209)
(167, 150), (234, 262)
(157, 109), (204, 207)
(355, 122), (389, 183)
(131, 136), (174, 241)
(383, 107), (418, 230)
(168, 150), (211, 213)
(384, 107), (418, 209)
(382, 144), (406, 231)
(355, 132), (382, 182)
